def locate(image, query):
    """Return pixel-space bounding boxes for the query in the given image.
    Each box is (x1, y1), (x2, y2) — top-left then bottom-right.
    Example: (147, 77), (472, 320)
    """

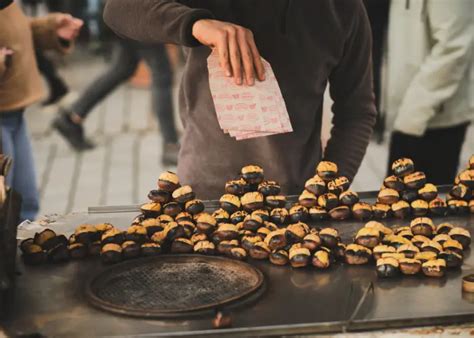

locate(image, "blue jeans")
(0, 110), (40, 221)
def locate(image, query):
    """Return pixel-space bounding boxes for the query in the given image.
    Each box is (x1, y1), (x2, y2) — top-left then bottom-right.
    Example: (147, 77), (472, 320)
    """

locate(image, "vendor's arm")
(30, 13), (83, 53)
(393, 0), (473, 136)
(325, 1), (377, 181)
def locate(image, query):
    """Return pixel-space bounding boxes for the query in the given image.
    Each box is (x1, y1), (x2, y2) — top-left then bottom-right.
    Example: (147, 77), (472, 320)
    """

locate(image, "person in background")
(52, 36), (180, 165)
(0, 0), (82, 221)
(103, 0), (377, 199)
(386, 0), (473, 184)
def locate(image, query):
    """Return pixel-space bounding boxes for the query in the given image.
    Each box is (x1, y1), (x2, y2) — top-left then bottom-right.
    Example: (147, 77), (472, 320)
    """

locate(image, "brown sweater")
(0, 3), (70, 113)
(104, 0), (377, 199)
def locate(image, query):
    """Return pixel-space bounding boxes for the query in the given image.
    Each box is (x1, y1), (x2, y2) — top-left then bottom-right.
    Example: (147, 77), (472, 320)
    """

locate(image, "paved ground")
(26, 50), (474, 218)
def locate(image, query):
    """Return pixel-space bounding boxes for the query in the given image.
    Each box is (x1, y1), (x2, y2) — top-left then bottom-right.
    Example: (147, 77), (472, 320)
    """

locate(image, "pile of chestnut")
(448, 155), (474, 214)
(348, 218), (471, 278)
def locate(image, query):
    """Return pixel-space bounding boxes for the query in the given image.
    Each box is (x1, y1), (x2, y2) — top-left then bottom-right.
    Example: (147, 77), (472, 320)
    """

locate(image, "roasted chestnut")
(125, 225), (148, 243)
(383, 175), (405, 192)
(165, 222), (187, 241)
(249, 242), (271, 260)
(196, 213), (217, 233)
(412, 235), (430, 249)
(225, 178), (247, 196)
(157, 171), (180, 192)
(318, 193), (339, 210)
(219, 194), (241, 214)
(101, 243), (122, 264)
(329, 176), (350, 194)
(373, 245), (396, 261)
(298, 190), (318, 208)
(377, 188), (399, 205)
(439, 250), (463, 268)
(410, 217), (434, 237)
(421, 240), (443, 255)
(147, 189), (171, 204)
(162, 201), (182, 217)
(141, 242), (162, 256)
(404, 171), (426, 190)
(319, 228), (339, 248)
(329, 205), (351, 221)
(345, 244), (372, 265)
(352, 202), (373, 221)
(34, 229), (58, 249)
(185, 199), (204, 215)
(397, 243), (419, 258)
(304, 175), (326, 195)
(436, 222), (453, 235)
(449, 227), (471, 248)
(422, 259), (446, 277)
(372, 203), (392, 220)
(256, 226), (271, 240)
(447, 199), (469, 214)
(21, 241), (46, 265)
(429, 198), (448, 216)
(399, 258), (421, 275)
(241, 192), (265, 212)
(241, 235), (262, 251)
(140, 202), (162, 218)
(365, 221), (393, 237)
(432, 234), (451, 246)
(316, 161), (338, 181)
(241, 165), (264, 185)
(415, 251), (437, 263)
(191, 232), (208, 244)
(286, 222), (309, 244)
(193, 240), (215, 255)
(141, 218), (163, 237)
(309, 206), (328, 221)
(418, 183), (438, 201)
(242, 214), (263, 232)
(258, 180), (281, 196)
(302, 233), (322, 252)
(95, 223), (114, 234)
(443, 239), (464, 255)
(228, 247), (247, 260)
(396, 229), (413, 241)
(172, 185), (195, 204)
(339, 190), (359, 206)
(171, 238), (194, 253)
(252, 209), (270, 222)
(269, 249), (289, 266)
(312, 249), (331, 269)
(334, 243), (346, 261)
(101, 228), (125, 245)
(122, 241), (141, 259)
(217, 239), (240, 255)
(400, 189), (418, 203)
(270, 208), (289, 225)
(88, 241), (101, 256)
(264, 221), (279, 231)
(265, 229), (288, 250)
(385, 235), (411, 249)
(411, 199), (429, 217)
(212, 223), (239, 242)
(157, 214), (174, 225)
(68, 243), (88, 259)
(289, 205), (309, 223)
(392, 200), (411, 219)
(376, 258), (399, 278)
(266, 195), (287, 209)
(391, 158), (414, 177)
(355, 227), (380, 249)
(289, 245), (311, 268)
(230, 210), (248, 224)
(459, 169), (474, 189)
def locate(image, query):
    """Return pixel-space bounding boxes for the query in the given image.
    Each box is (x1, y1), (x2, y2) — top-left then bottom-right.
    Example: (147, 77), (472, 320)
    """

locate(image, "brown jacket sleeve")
(30, 14), (72, 53)
(103, 0), (214, 46)
(325, 1), (377, 181)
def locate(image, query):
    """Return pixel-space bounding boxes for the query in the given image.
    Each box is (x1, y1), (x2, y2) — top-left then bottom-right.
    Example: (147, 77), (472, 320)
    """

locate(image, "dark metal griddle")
(86, 255), (265, 318)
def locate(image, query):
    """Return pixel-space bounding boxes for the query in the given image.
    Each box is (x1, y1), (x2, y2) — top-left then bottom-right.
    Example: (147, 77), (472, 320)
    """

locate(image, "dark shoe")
(161, 142), (180, 166)
(42, 80), (69, 106)
(52, 112), (95, 151)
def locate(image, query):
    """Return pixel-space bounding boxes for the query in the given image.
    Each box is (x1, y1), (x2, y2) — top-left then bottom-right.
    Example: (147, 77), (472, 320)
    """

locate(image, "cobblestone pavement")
(26, 50), (474, 218)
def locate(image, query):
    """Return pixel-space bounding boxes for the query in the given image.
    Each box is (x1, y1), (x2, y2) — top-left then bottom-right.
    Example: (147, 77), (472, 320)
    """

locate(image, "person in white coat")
(385, 0), (473, 184)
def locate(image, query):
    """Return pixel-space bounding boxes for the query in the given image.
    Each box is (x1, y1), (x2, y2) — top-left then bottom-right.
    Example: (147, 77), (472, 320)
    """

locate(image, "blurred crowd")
(0, 0), (472, 222)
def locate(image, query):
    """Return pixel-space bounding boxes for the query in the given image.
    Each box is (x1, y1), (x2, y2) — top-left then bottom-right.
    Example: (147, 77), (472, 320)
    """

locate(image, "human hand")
(55, 14), (84, 41)
(192, 19), (265, 86)
(0, 47), (14, 68)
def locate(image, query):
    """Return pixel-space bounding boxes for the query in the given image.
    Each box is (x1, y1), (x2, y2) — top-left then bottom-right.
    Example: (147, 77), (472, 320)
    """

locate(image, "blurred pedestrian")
(0, 0), (82, 221)
(386, 0), (473, 184)
(52, 37), (180, 165)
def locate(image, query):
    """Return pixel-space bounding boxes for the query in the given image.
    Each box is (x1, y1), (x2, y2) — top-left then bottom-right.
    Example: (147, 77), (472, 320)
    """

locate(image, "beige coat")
(0, 3), (70, 113)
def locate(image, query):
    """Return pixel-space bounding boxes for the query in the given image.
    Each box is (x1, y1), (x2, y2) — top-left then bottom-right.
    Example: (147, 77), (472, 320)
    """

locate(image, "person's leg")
(35, 49), (69, 106)
(416, 123), (470, 185)
(0, 112), (18, 189)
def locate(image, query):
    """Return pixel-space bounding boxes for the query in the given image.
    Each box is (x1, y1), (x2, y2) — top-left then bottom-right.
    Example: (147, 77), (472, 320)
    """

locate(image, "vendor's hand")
(192, 19), (265, 86)
(0, 47), (14, 67)
(55, 14), (83, 41)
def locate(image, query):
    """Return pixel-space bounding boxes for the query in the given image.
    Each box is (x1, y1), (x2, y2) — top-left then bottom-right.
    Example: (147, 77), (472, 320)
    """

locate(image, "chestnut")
(401, 189), (418, 203)
(191, 232), (208, 244)
(412, 235), (430, 249)
(418, 183), (438, 201)
(373, 245), (396, 261)
(392, 200), (411, 219)
(157, 214), (174, 225)
(225, 178), (247, 196)
(391, 158), (414, 177)
(219, 194), (241, 214)
(316, 161), (338, 181)
(241, 165), (264, 185)
(329, 205), (351, 221)
(46, 243), (69, 263)
(157, 171), (180, 192)
(302, 233), (322, 252)
(399, 258), (422, 275)
(396, 229), (413, 241)
(147, 189), (171, 204)
(256, 226), (271, 240)
(377, 188), (400, 205)
(305, 175), (326, 195)
(289, 205), (309, 223)
(448, 227), (471, 248)
(352, 202), (373, 221)
(258, 180), (281, 196)
(415, 251), (437, 263)
(162, 201), (182, 217)
(330, 176), (350, 194)
(88, 241), (101, 256)
(459, 169), (474, 189)
(422, 259), (446, 277)
(429, 198), (448, 216)
(383, 175), (405, 192)
(151, 229), (168, 244)
(312, 249), (331, 269)
(270, 249), (289, 266)
(372, 203), (392, 220)
(339, 191), (359, 206)
(185, 199), (205, 215)
(436, 222), (453, 235)
(252, 209), (270, 222)
(141, 242), (162, 256)
(171, 238), (194, 253)
(345, 244), (372, 265)
(334, 243), (346, 261)
(211, 209), (229, 224)
(212, 223), (239, 242)
(266, 195), (287, 209)
(68, 243), (88, 259)
(101, 228), (125, 245)
(228, 247), (247, 260)
(217, 239), (240, 255)
(264, 221), (279, 232)
(397, 243), (419, 258)
(355, 227), (380, 249)
(286, 222), (309, 244)
(318, 193), (339, 210)
(265, 229), (288, 250)
(410, 217), (435, 237)
(101, 243), (122, 264)
(447, 199), (469, 215)
(241, 192), (265, 212)
(404, 171), (426, 190)
(298, 191), (318, 208)
(469, 155), (474, 170)
(230, 210), (248, 224)
(249, 242), (271, 260)
(21, 242), (46, 265)
(172, 185), (195, 204)
(365, 221), (393, 237)
(270, 208), (289, 225)
(95, 223), (114, 235)
(125, 225), (148, 243)
(309, 206), (328, 221)
(193, 240), (216, 255)
(75, 224), (99, 244)
(122, 241), (141, 259)
(140, 202), (162, 218)
(34, 229), (58, 249)
(319, 228), (340, 248)
(469, 200), (474, 214)
(376, 258), (399, 278)
(421, 240), (443, 255)
(241, 235), (261, 251)
(432, 234), (451, 246)
(165, 222), (187, 241)
(381, 252), (406, 261)
(178, 220), (196, 238)
(439, 250), (463, 268)
(242, 214), (263, 232)
(385, 235), (411, 249)
(289, 245), (311, 268)
(196, 213), (217, 233)
(443, 239), (464, 255)
(411, 199), (429, 217)
(141, 218), (163, 237)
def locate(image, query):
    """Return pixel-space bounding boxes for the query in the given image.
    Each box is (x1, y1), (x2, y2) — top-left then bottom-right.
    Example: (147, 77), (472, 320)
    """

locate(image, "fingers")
(236, 28), (255, 86)
(246, 31), (265, 82)
(216, 31), (231, 78)
(227, 27), (242, 85)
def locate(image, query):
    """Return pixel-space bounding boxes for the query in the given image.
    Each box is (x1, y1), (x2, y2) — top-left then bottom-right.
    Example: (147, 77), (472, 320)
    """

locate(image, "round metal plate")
(85, 254), (265, 318)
